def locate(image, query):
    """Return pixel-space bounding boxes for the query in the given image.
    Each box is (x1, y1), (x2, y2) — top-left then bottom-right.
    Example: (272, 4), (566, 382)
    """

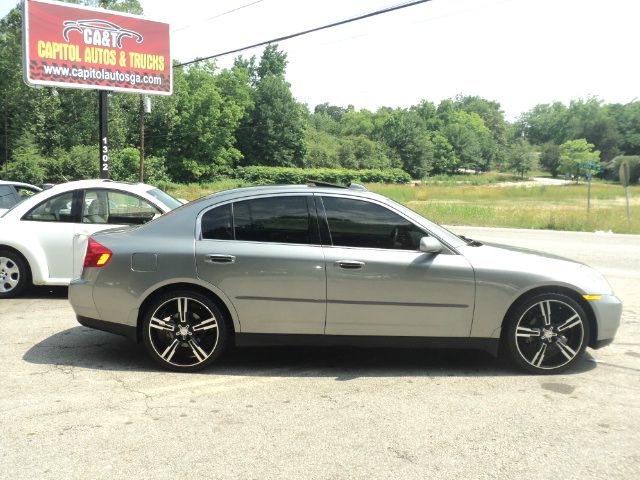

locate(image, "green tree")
(429, 131), (458, 174)
(236, 45), (306, 168)
(559, 138), (600, 179)
(507, 139), (537, 178)
(518, 102), (569, 146)
(539, 142), (561, 177)
(606, 102), (640, 155)
(566, 97), (620, 162)
(0, 134), (46, 184)
(443, 110), (495, 173)
(377, 109), (432, 178)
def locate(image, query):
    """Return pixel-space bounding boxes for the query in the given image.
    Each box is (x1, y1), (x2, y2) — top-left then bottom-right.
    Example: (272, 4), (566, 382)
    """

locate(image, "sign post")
(99, 91), (108, 178)
(578, 161), (603, 215)
(619, 160), (631, 226)
(22, 0), (172, 178)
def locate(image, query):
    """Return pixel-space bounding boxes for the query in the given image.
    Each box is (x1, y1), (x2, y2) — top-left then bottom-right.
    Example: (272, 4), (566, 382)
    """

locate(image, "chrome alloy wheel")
(515, 299), (585, 370)
(0, 256), (20, 293)
(147, 296), (220, 368)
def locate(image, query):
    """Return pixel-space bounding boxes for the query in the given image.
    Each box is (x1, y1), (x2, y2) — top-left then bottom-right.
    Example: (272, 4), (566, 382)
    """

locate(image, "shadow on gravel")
(23, 326), (597, 378)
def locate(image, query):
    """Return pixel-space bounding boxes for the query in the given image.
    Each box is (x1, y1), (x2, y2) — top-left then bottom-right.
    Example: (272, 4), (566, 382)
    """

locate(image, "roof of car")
(214, 182), (369, 196)
(44, 179), (155, 193)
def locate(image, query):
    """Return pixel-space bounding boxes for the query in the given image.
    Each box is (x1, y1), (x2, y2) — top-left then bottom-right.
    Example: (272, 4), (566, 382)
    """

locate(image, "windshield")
(147, 188), (182, 210)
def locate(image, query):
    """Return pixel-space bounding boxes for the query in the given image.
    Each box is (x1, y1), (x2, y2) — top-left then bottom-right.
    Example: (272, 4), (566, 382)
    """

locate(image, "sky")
(2, 0), (639, 119)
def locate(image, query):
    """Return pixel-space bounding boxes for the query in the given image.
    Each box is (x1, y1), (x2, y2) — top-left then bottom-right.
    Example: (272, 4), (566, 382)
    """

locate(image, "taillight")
(84, 238), (112, 268)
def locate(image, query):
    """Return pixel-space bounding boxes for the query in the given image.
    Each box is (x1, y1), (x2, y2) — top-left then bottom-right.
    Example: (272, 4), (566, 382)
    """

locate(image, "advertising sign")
(23, 0), (172, 95)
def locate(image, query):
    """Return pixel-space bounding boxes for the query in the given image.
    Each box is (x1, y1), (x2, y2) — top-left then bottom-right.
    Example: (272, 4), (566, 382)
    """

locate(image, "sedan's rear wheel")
(0, 250), (29, 298)
(505, 293), (590, 374)
(142, 290), (230, 372)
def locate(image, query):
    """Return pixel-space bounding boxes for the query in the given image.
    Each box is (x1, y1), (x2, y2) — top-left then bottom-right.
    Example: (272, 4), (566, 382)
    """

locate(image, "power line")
(174, 0), (433, 68)
(172, 0), (265, 33)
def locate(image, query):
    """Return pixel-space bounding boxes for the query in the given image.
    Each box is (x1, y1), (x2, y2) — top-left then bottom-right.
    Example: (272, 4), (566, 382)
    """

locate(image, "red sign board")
(23, 0), (172, 95)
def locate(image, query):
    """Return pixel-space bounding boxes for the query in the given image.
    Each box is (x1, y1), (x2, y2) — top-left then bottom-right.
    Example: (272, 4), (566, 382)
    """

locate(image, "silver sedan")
(69, 183), (622, 374)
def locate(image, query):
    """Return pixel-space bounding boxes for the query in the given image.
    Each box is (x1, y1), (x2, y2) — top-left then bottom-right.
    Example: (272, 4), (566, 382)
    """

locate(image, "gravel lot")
(1, 227), (638, 480)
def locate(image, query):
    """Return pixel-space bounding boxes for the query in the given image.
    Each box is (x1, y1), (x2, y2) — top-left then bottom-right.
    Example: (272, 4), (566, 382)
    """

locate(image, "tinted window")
(82, 189), (160, 225)
(24, 192), (75, 222)
(0, 186), (16, 209)
(322, 196), (425, 250)
(201, 204), (233, 240)
(234, 196), (312, 244)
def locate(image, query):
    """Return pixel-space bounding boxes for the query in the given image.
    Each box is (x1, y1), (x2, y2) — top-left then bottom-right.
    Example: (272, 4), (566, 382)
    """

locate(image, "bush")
(50, 145), (99, 182)
(232, 166), (411, 184)
(0, 143), (47, 184)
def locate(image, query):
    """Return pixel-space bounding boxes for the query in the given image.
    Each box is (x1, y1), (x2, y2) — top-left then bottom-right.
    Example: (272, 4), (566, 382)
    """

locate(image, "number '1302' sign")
(101, 137), (108, 174)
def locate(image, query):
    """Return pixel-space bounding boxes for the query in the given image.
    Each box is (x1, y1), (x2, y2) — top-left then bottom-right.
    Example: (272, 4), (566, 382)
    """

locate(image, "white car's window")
(82, 189), (160, 225)
(16, 187), (39, 200)
(0, 185), (16, 209)
(23, 192), (75, 222)
(322, 196), (426, 250)
(147, 188), (182, 210)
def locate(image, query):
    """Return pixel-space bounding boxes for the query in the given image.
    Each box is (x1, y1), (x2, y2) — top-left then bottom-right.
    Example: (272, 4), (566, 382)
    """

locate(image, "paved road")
(1, 227), (638, 480)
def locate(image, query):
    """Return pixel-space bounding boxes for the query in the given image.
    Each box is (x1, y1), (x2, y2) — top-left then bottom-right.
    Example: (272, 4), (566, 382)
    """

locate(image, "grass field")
(164, 177), (639, 234)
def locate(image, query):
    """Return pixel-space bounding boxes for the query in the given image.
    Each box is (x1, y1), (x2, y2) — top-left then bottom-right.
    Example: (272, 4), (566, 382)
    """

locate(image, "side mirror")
(419, 236), (443, 254)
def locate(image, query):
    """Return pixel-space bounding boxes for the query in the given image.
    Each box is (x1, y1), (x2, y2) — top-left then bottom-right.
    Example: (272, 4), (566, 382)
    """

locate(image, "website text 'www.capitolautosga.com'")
(43, 64), (163, 86)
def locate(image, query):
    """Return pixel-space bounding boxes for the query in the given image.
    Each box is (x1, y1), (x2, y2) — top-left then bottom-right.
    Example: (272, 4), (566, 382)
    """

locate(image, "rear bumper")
(69, 278), (100, 319)
(70, 277), (138, 341)
(77, 315), (137, 341)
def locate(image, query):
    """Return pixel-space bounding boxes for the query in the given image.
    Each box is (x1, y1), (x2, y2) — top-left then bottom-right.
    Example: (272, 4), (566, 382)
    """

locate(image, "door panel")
(324, 247), (475, 337)
(196, 241), (326, 334)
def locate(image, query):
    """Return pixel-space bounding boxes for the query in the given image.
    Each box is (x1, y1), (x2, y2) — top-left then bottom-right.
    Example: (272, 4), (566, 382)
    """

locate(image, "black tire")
(504, 292), (590, 374)
(142, 290), (231, 372)
(0, 249), (29, 299)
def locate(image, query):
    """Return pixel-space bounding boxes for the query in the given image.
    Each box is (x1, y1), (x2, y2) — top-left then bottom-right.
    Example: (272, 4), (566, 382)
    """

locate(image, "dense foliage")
(1, 3), (639, 184)
(232, 166), (411, 185)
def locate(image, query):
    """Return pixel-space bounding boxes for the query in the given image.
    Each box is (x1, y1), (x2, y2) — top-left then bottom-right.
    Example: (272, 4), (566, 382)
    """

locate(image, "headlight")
(578, 265), (613, 296)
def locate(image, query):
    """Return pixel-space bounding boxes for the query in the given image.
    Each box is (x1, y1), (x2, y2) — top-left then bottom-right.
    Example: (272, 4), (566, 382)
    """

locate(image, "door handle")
(336, 260), (365, 270)
(204, 254), (236, 264)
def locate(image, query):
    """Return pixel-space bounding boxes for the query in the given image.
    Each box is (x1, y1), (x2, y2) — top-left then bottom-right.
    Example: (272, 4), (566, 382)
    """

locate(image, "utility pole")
(139, 95), (151, 183)
(139, 95), (144, 182)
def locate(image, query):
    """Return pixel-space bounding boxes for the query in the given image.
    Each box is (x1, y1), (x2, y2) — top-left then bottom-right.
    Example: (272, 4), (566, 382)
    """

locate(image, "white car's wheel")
(0, 250), (29, 298)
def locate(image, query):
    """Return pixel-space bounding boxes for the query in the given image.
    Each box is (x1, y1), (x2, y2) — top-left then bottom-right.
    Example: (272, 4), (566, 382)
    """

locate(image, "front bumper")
(589, 294), (622, 347)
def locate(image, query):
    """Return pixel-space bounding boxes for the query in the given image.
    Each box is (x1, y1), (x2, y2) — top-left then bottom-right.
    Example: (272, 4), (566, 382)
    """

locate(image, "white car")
(0, 179), (182, 298)
(0, 181), (42, 216)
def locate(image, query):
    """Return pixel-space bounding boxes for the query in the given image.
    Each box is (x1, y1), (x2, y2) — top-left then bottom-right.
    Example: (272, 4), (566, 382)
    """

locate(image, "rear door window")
(200, 196), (317, 245)
(23, 192), (76, 222)
(234, 196), (313, 244)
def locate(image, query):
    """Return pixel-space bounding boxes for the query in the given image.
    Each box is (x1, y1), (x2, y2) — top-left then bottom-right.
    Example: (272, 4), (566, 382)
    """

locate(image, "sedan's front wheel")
(505, 293), (590, 374)
(142, 290), (230, 372)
